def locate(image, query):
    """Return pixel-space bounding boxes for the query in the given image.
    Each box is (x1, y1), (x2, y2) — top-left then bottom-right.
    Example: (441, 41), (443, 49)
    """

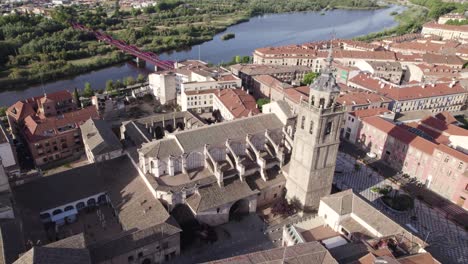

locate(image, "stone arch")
(76, 202), (85, 210)
(166, 124), (174, 133)
(52, 209), (62, 215)
(229, 199), (250, 221)
(186, 152), (204, 170)
(155, 126), (164, 139)
(64, 205), (74, 211)
(87, 198), (96, 206)
(98, 194), (107, 204)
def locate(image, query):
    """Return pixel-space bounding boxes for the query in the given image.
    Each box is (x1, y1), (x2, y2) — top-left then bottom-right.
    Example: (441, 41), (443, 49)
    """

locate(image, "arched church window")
(319, 98), (325, 108)
(309, 121), (314, 134)
(311, 96), (315, 106)
(301, 116), (305, 129)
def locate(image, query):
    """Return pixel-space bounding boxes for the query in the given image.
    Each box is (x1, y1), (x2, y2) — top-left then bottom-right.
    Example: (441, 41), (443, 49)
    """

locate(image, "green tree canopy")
(106, 80), (114, 92)
(137, 73), (146, 83)
(73, 87), (81, 108)
(83, 82), (94, 97)
(303, 72), (319, 85)
(256, 98), (270, 112)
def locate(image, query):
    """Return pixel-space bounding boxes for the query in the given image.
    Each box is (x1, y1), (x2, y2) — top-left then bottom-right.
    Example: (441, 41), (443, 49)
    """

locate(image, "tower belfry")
(284, 41), (345, 211)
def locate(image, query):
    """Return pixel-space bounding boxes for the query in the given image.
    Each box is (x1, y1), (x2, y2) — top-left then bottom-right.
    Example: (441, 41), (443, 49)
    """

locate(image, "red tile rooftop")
(423, 22), (468, 32)
(24, 106), (99, 142)
(348, 73), (466, 101)
(434, 111), (458, 124)
(402, 122), (451, 145)
(420, 116), (468, 137)
(337, 91), (391, 106)
(252, 75), (292, 91)
(364, 116), (468, 162)
(217, 74), (238, 81)
(350, 107), (392, 118)
(362, 116), (437, 155)
(185, 89), (218, 96)
(215, 89), (260, 119)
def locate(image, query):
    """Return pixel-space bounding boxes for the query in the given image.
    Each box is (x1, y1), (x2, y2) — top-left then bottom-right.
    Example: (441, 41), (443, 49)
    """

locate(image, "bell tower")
(285, 44), (345, 211)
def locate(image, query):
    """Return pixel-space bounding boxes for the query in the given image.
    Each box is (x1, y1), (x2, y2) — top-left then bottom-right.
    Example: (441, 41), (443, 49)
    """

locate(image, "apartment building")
(348, 73), (467, 114)
(23, 106), (99, 166)
(421, 22), (468, 43)
(356, 116), (468, 209)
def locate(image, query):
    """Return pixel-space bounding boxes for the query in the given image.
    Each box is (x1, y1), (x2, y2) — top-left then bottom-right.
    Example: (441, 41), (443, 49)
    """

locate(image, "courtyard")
(54, 204), (121, 244)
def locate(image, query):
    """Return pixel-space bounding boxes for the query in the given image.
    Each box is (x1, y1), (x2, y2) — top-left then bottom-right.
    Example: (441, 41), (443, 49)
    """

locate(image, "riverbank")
(0, 6), (404, 106)
(0, 0), (384, 91)
(356, 0), (468, 41)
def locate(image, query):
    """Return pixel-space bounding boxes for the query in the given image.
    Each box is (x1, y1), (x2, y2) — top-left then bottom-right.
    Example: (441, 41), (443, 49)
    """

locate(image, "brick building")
(356, 116), (468, 209)
(23, 106), (98, 166)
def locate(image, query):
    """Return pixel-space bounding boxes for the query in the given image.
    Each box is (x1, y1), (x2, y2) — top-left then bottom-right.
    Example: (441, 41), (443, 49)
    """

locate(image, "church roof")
(309, 47), (341, 93)
(13, 247), (91, 264)
(171, 113), (283, 152)
(206, 241), (337, 264)
(186, 179), (258, 212)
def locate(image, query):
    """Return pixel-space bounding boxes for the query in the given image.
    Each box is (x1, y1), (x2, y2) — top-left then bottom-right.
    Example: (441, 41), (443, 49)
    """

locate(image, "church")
(137, 49), (345, 225)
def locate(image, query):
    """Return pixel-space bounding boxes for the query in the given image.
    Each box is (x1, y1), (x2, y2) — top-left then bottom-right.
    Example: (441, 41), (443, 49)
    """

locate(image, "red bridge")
(72, 22), (174, 71)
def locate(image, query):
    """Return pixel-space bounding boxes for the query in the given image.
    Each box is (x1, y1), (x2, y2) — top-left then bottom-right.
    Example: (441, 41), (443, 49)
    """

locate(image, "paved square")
(334, 152), (468, 264)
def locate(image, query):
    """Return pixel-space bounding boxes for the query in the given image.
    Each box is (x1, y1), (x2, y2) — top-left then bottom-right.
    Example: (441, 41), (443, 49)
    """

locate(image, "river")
(0, 5), (405, 106)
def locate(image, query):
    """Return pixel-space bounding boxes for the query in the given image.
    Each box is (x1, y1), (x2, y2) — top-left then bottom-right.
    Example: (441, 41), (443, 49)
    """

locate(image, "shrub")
(382, 194), (414, 211)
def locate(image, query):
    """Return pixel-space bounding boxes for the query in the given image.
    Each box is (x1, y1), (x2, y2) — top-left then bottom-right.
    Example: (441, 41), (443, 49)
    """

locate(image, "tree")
(137, 74), (146, 83)
(303, 72), (319, 85)
(73, 87), (81, 108)
(115, 79), (123, 88)
(126, 76), (136, 86)
(105, 80), (114, 92)
(0, 106), (7, 117)
(256, 98), (270, 112)
(83, 82), (94, 97)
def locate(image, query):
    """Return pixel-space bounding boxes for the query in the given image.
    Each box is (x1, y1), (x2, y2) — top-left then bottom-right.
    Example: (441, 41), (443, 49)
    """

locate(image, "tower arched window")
(311, 96), (315, 106)
(319, 98), (325, 108)
(309, 121), (314, 134)
(301, 116), (305, 129)
(325, 121), (332, 135)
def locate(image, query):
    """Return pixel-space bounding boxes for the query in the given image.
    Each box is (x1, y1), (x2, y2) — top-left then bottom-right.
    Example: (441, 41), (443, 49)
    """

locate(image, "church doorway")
(229, 199), (250, 221)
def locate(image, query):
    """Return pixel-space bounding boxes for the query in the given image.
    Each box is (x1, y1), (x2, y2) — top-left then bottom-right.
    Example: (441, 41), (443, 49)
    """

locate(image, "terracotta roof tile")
(337, 91), (391, 106)
(215, 89), (260, 118)
(423, 22), (468, 33)
(434, 111), (458, 124)
(348, 73), (466, 101)
(420, 116), (468, 137)
(24, 106), (99, 142)
(350, 107), (392, 118)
